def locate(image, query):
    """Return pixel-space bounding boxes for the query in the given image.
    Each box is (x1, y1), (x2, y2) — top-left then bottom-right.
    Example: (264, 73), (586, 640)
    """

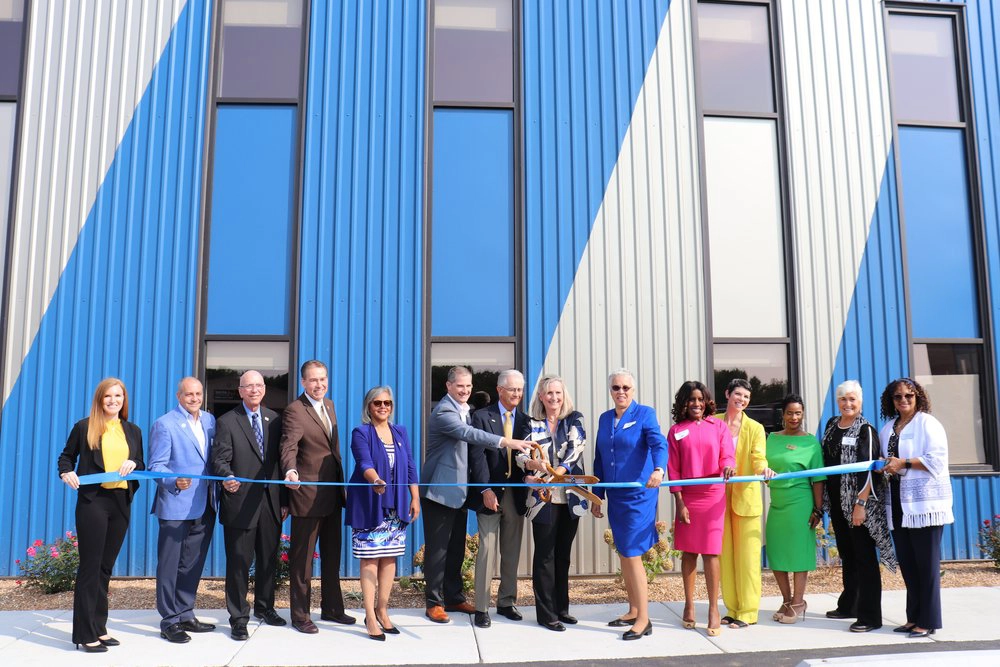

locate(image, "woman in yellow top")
(57, 378), (144, 652)
(717, 378), (773, 628)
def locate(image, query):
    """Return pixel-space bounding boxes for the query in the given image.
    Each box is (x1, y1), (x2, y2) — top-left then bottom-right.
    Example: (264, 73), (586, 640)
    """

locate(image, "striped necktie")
(251, 412), (264, 458)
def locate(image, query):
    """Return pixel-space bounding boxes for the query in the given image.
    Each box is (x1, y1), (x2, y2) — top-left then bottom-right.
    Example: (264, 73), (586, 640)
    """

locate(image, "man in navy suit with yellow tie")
(469, 370), (530, 628)
(149, 377), (218, 643)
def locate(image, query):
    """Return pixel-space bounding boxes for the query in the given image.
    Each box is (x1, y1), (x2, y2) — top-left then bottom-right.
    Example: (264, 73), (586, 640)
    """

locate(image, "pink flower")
(51, 551), (60, 558)
(281, 534), (290, 541)
(280, 553), (289, 563)
(66, 531), (73, 538)
(33, 539), (43, 547)
(26, 547), (36, 557)
(313, 552), (319, 559)
(73, 541), (78, 547)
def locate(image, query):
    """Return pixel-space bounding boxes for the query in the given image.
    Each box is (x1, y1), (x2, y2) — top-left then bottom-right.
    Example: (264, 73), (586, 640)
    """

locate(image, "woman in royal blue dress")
(592, 369), (668, 641)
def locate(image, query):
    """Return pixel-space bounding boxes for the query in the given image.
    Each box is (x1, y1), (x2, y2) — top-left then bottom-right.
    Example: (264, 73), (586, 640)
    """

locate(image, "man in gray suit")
(421, 366), (530, 624)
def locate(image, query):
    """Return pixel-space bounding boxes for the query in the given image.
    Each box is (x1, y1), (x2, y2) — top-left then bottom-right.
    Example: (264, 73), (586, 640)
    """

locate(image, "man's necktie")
(252, 412), (264, 458)
(319, 405), (332, 437)
(504, 411), (514, 478)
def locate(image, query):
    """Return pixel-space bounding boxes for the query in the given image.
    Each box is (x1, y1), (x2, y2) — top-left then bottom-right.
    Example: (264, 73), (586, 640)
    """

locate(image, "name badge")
(623, 421), (637, 430)
(842, 436), (857, 446)
(675, 429), (689, 440)
(901, 432), (915, 440)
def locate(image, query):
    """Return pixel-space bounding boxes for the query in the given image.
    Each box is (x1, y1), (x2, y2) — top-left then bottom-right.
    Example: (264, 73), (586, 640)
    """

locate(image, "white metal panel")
(536, 0), (704, 575)
(0, 102), (14, 305)
(779, 0), (893, 424)
(2, 0), (184, 403)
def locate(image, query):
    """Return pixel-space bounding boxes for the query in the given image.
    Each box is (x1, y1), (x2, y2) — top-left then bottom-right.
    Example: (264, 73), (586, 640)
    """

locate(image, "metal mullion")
(702, 109), (778, 121)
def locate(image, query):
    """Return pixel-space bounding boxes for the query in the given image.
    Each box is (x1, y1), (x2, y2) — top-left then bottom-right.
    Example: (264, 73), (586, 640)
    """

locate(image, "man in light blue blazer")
(149, 377), (218, 643)
(421, 366), (530, 624)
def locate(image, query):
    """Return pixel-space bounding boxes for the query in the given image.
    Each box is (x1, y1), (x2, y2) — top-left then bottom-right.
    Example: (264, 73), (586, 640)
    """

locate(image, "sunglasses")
(371, 400), (393, 408)
(892, 393), (915, 402)
(610, 385), (632, 393)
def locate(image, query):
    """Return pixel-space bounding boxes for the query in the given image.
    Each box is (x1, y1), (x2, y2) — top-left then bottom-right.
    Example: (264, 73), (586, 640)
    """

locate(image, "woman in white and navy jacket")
(878, 378), (954, 639)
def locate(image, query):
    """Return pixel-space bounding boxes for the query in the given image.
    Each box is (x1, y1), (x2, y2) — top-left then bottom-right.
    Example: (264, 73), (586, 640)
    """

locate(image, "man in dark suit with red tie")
(469, 370), (530, 628)
(281, 360), (354, 633)
(211, 370), (288, 641)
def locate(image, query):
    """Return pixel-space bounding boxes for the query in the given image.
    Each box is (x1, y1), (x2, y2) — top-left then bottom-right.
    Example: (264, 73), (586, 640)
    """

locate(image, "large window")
(425, 0), (521, 416)
(695, 0), (791, 430)
(0, 0), (25, 360)
(886, 7), (994, 468)
(200, 0), (307, 414)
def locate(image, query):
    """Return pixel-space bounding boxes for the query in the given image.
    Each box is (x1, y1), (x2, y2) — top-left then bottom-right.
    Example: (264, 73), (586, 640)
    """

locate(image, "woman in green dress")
(765, 394), (826, 624)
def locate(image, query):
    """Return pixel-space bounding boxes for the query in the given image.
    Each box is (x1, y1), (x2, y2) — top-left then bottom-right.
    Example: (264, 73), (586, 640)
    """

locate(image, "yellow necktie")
(320, 405), (332, 437)
(504, 411), (513, 478)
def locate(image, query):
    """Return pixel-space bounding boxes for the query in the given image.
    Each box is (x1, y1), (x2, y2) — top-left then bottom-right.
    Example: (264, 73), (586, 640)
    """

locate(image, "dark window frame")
(884, 1), (997, 473)
(422, 0), (524, 431)
(692, 0), (799, 421)
(195, 0), (311, 409)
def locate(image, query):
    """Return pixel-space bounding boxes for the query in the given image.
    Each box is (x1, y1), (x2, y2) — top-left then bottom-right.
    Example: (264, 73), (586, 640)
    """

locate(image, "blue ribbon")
(75, 460), (883, 488)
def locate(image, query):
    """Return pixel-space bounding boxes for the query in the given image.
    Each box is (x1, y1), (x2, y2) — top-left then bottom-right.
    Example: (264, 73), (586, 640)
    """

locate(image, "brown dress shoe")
(292, 619), (319, 634)
(444, 601), (476, 614)
(425, 606), (450, 624)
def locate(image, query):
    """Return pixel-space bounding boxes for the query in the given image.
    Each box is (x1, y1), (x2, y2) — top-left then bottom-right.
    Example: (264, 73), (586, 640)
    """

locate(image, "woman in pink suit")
(667, 381), (735, 636)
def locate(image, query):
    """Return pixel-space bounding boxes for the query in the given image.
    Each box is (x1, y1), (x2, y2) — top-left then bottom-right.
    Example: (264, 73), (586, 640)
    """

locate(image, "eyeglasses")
(239, 383), (265, 390)
(371, 400), (393, 408)
(610, 385), (632, 393)
(892, 393), (915, 402)
(499, 387), (524, 393)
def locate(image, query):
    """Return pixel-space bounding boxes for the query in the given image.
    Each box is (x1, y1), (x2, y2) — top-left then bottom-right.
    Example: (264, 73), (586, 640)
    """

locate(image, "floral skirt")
(351, 511), (406, 559)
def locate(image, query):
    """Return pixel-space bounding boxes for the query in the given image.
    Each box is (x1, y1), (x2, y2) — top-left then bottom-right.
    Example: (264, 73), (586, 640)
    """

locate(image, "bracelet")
(854, 497), (866, 507)
(811, 507), (823, 516)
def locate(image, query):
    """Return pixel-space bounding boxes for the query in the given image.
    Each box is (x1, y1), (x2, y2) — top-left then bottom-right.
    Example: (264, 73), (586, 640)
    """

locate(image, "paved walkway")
(2, 587), (999, 666)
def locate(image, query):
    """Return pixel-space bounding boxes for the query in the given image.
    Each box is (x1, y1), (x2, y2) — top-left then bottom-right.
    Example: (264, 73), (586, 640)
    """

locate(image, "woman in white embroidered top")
(878, 378), (954, 639)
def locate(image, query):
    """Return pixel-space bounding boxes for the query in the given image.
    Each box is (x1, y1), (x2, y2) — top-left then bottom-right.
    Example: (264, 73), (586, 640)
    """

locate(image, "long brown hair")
(86, 378), (129, 449)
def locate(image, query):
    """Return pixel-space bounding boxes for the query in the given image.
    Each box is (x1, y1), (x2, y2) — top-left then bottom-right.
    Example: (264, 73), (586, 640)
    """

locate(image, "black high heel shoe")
(76, 642), (108, 653)
(377, 615), (400, 635)
(622, 621), (652, 640)
(364, 617), (386, 641)
(98, 636), (120, 647)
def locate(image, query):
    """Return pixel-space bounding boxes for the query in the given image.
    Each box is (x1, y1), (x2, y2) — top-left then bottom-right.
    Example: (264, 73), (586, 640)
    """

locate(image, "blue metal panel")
(898, 126), (979, 339)
(298, 0), (425, 576)
(817, 151), (909, 432)
(522, 0), (672, 382)
(206, 105), (296, 336)
(0, 0), (213, 575)
(944, 475), (1000, 560)
(431, 108), (513, 337)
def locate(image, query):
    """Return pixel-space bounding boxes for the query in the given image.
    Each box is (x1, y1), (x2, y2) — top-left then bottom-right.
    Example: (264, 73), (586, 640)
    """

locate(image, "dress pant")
(892, 525), (943, 630)
(473, 490), (525, 612)
(156, 504), (216, 630)
(531, 504), (579, 625)
(72, 489), (131, 645)
(422, 498), (469, 608)
(828, 503), (882, 626)
(289, 513), (345, 624)
(223, 508), (281, 626)
(721, 508), (763, 624)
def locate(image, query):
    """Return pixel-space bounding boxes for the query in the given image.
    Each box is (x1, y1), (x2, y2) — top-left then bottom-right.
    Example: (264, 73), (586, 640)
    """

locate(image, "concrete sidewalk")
(1, 587), (998, 666)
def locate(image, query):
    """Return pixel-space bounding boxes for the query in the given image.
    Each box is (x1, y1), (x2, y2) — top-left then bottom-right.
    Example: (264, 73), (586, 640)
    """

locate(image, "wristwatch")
(854, 497), (866, 507)
(904, 459), (912, 469)
(652, 467), (664, 475)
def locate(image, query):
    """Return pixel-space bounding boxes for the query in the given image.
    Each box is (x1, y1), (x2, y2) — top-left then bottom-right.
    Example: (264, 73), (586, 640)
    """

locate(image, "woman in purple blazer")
(346, 385), (420, 640)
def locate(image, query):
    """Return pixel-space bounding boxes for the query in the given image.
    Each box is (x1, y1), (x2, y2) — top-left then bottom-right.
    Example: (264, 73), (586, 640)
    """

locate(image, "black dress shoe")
(849, 622), (881, 633)
(180, 618), (216, 633)
(160, 623), (192, 643)
(908, 628), (935, 638)
(320, 612), (357, 625)
(608, 617), (636, 627)
(540, 620), (566, 632)
(474, 611), (491, 628)
(97, 636), (120, 647)
(77, 642), (108, 653)
(231, 624), (248, 641)
(558, 614), (578, 625)
(623, 622), (653, 641)
(497, 605), (522, 621)
(254, 609), (287, 626)
(826, 609), (854, 619)
(893, 623), (916, 633)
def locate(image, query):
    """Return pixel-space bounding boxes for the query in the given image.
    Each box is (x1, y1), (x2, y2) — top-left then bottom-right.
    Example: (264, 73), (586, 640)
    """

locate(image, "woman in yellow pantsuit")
(717, 378), (774, 628)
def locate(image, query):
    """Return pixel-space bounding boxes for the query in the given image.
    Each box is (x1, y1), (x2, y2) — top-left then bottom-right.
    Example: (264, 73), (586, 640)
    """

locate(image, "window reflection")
(429, 341), (515, 406)
(887, 13), (961, 123)
(433, 0), (513, 103)
(697, 2), (774, 113)
(205, 340), (290, 416)
(913, 343), (986, 464)
(219, 0), (303, 100)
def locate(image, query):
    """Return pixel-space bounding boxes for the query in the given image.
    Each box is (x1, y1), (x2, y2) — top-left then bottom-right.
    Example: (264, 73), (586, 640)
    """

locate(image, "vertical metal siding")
(523, 0), (705, 575)
(946, 475), (1000, 560)
(298, 0), (425, 577)
(0, 0), (213, 575)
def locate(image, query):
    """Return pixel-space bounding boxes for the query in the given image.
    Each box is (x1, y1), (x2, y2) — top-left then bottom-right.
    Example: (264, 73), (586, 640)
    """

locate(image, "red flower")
(280, 553), (289, 562)
(32, 539), (43, 547)
(15, 580), (21, 586)
(313, 552), (319, 559)
(986, 520), (992, 526)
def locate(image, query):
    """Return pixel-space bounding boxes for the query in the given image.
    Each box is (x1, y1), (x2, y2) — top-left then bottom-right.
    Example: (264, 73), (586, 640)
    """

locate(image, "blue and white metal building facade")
(1, 0), (999, 578)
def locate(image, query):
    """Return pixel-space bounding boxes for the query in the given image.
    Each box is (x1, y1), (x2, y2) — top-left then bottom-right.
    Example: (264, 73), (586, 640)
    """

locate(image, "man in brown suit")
(280, 360), (355, 633)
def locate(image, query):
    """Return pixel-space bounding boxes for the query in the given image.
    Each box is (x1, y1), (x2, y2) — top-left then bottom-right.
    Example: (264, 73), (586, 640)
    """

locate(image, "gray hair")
(608, 368), (635, 387)
(836, 380), (863, 402)
(361, 385), (395, 424)
(529, 375), (575, 421)
(497, 369), (524, 388)
(447, 366), (472, 383)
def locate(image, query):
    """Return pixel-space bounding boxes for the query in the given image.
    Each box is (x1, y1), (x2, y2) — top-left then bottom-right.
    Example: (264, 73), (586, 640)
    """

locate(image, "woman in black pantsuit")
(57, 378), (144, 652)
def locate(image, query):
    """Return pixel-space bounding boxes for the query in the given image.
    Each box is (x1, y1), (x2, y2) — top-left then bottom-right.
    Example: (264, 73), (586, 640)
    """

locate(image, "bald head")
(238, 370), (266, 411)
(176, 376), (204, 416)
